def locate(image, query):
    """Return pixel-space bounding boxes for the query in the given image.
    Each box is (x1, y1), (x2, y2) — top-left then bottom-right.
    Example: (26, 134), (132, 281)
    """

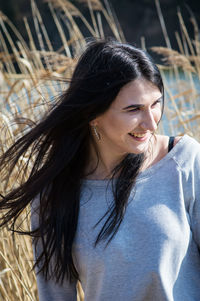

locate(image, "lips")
(128, 132), (147, 138)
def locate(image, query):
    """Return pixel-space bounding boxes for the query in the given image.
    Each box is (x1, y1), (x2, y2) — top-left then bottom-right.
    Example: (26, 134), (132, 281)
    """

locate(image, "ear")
(89, 119), (98, 126)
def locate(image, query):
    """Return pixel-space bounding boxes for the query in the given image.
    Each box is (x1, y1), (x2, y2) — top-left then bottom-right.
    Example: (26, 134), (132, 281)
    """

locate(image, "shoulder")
(154, 135), (181, 158)
(174, 136), (182, 147)
(155, 135), (182, 149)
(170, 135), (200, 171)
(176, 134), (200, 152)
(157, 134), (190, 147)
(157, 134), (200, 150)
(155, 134), (200, 167)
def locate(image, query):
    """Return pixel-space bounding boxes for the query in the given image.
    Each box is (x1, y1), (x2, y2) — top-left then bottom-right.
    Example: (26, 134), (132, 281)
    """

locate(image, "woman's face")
(91, 78), (163, 157)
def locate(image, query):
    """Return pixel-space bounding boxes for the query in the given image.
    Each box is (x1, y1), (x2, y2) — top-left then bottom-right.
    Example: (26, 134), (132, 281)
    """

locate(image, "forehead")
(111, 78), (162, 108)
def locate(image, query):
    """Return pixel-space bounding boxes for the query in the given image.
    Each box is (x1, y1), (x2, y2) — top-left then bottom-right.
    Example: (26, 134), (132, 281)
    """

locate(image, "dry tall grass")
(0, 0), (200, 300)
(152, 1), (200, 139)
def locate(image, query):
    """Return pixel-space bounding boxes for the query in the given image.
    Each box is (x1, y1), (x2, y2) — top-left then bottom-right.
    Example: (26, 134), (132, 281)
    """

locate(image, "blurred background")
(1, 0), (200, 59)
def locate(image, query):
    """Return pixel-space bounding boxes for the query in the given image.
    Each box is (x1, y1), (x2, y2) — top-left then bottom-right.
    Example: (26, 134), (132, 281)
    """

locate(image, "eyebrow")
(122, 96), (163, 110)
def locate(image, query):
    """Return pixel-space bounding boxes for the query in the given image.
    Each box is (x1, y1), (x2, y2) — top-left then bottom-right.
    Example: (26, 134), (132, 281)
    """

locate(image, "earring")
(92, 125), (101, 141)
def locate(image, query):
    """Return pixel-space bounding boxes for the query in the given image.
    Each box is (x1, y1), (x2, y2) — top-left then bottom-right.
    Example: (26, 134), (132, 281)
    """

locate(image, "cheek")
(155, 108), (162, 122)
(98, 113), (131, 136)
(109, 115), (137, 134)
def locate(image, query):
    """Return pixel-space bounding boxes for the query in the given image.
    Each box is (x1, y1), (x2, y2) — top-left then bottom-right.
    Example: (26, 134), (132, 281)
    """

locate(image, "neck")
(140, 134), (166, 171)
(85, 135), (159, 180)
(85, 141), (125, 180)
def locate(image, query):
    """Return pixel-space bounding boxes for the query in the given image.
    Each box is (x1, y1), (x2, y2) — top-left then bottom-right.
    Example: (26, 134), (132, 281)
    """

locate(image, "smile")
(129, 132), (147, 138)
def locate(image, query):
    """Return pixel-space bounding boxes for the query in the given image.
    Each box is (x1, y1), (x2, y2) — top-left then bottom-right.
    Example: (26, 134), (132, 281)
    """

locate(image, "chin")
(131, 145), (149, 155)
(132, 150), (145, 155)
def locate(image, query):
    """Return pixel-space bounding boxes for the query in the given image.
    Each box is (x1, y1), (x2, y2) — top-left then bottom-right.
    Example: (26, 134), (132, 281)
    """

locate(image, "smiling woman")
(1, 38), (200, 301)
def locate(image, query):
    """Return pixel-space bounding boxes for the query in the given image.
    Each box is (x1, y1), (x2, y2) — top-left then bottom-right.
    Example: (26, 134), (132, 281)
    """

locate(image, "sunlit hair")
(0, 38), (164, 283)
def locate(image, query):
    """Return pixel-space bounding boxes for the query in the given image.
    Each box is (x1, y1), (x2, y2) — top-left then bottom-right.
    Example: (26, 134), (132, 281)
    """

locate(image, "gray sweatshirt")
(32, 134), (200, 301)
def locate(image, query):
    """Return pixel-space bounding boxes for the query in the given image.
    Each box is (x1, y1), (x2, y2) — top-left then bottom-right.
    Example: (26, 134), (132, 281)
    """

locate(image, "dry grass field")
(0, 0), (200, 300)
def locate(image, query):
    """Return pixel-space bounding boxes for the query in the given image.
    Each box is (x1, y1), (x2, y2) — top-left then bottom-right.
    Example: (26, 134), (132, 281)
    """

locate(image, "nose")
(140, 109), (158, 132)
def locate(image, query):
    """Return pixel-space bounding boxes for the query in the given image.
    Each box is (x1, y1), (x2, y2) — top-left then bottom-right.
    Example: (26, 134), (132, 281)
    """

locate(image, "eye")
(152, 99), (162, 107)
(127, 107), (140, 113)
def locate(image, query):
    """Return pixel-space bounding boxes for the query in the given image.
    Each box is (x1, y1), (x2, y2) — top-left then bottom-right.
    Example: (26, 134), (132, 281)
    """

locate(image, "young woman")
(1, 39), (200, 301)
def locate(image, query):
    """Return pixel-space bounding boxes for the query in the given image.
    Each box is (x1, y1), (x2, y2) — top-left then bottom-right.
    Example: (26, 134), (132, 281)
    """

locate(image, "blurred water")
(160, 70), (200, 136)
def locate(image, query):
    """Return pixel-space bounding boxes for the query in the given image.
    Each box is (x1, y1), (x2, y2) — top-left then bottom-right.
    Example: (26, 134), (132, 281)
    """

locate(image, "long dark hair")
(0, 38), (164, 283)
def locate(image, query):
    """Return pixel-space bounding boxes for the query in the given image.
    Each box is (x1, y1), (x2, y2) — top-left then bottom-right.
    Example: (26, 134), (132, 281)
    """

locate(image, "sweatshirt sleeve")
(32, 239), (77, 301)
(31, 196), (77, 301)
(34, 269), (77, 301)
(187, 140), (200, 249)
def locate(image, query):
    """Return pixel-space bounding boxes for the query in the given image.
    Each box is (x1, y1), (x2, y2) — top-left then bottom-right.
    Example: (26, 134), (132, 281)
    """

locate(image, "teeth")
(129, 133), (146, 138)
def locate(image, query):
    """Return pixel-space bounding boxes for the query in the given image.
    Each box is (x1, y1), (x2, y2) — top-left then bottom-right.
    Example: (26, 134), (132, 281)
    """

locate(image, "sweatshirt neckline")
(82, 135), (188, 187)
